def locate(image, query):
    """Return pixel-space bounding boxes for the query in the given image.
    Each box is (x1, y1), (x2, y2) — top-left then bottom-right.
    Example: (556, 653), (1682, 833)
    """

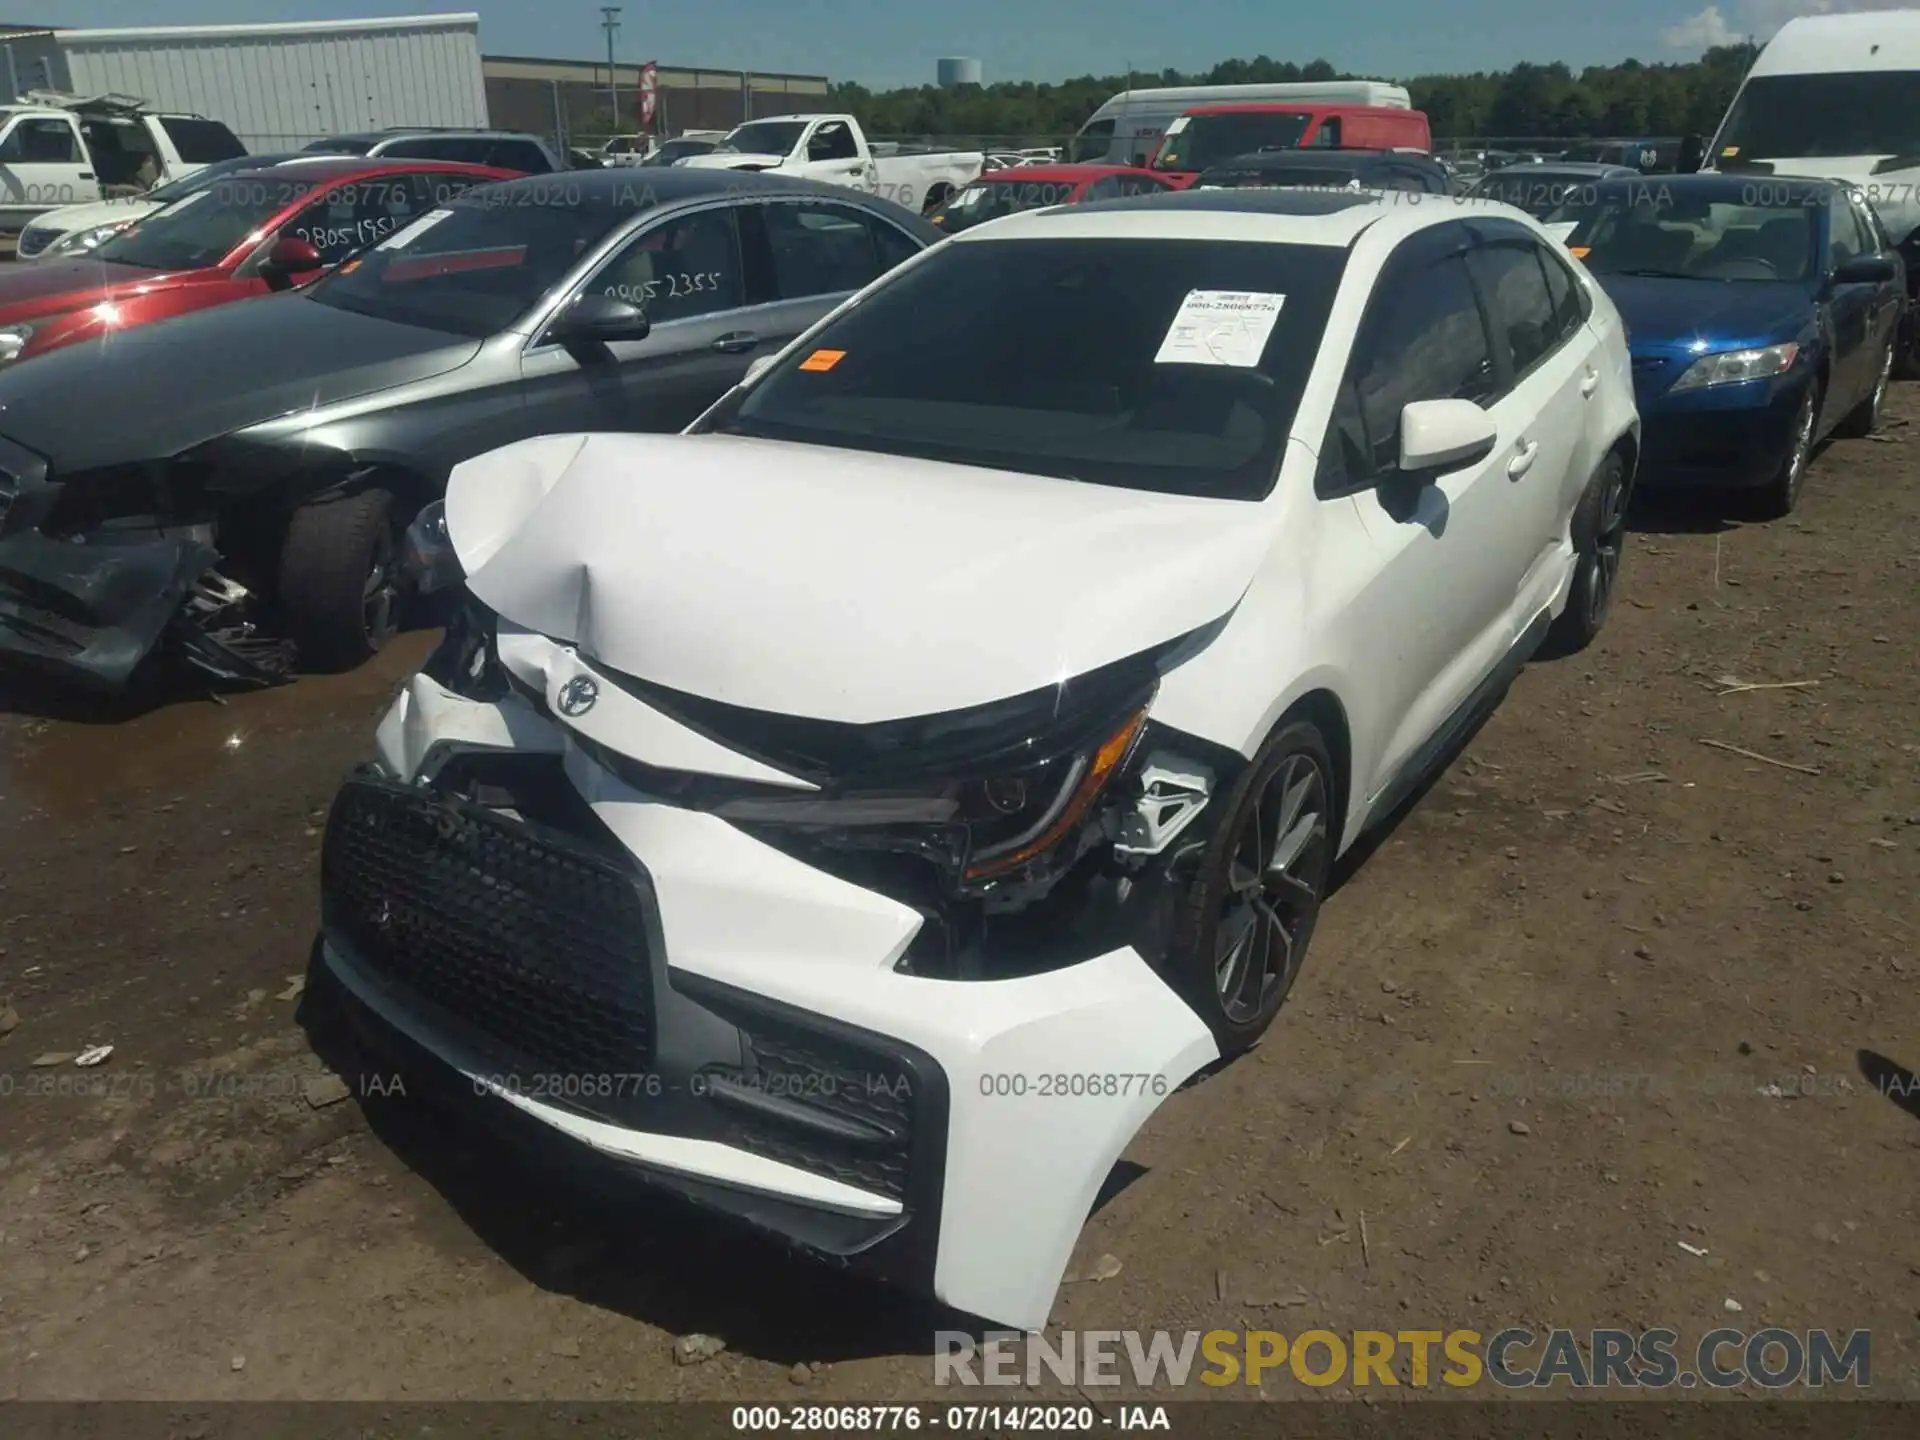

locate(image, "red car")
(929, 164), (1178, 232)
(0, 157), (519, 365)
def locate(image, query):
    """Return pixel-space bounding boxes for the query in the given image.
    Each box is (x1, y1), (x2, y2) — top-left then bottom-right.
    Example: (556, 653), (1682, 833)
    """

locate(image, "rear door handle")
(1580, 366), (1599, 397)
(1508, 438), (1540, 478)
(711, 331), (760, 354)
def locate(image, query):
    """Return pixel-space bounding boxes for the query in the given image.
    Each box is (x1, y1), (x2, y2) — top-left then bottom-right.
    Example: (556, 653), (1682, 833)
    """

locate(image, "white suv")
(319, 188), (1639, 1331)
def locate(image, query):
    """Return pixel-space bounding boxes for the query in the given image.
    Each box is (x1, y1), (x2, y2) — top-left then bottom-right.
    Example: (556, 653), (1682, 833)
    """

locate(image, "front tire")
(1162, 721), (1335, 1055)
(1755, 379), (1820, 519)
(1833, 340), (1893, 438)
(1547, 451), (1630, 655)
(278, 486), (402, 673)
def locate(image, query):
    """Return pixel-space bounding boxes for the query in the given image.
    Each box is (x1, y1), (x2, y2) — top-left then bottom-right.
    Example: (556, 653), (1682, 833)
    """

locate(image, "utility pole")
(600, 6), (622, 134)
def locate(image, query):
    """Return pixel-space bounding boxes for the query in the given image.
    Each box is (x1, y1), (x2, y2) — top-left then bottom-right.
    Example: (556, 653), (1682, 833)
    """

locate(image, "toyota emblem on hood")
(557, 676), (600, 716)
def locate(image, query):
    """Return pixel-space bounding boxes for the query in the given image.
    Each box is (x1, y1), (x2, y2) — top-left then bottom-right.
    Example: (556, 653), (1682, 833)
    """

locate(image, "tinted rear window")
(707, 236), (1348, 500)
(303, 137), (374, 155)
(160, 116), (247, 163)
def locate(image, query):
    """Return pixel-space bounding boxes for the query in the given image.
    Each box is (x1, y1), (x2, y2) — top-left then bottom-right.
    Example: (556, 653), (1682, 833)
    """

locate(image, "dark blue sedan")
(1545, 174), (1905, 515)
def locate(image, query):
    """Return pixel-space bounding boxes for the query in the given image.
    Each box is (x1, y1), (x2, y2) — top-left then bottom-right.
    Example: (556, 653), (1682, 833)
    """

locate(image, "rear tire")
(278, 486), (402, 673)
(1161, 720), (1336, 1056)
(1547, 451), (1630, 656)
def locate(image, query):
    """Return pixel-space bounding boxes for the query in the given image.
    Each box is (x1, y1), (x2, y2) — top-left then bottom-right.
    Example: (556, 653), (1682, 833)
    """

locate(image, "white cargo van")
(1703, 12), (1920, 241)
(1068, 81), (1411, 165)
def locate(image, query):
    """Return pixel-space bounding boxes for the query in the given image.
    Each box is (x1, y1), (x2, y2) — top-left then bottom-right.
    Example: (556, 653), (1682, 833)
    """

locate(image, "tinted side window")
(1849, 193), (1887, 253)
(159, 117), (246, 163)
(595, 208), (744, 322)
(1828, 194), (1866, 267)
(1538, 242), (1588, 343)
(764, 199), (882, 298)
(1467, 243), (1559, 379)
(868, 214), (923, 272)
(1082, 176), (1122, 201)
(808, 122), (858, 161)
(0, 118), (80, 163)
(1117, 175), (1169, 197)
(1324, 248), (1495, 491)
(490, 140), (552, 173)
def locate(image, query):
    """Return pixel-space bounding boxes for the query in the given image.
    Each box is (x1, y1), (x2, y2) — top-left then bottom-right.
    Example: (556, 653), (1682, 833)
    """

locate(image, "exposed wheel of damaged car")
(0, 165), (937, 696)
(333, 186), (1641, 1332)
(1164, 719), (1334, 1052)
(278, 485), (404, 670)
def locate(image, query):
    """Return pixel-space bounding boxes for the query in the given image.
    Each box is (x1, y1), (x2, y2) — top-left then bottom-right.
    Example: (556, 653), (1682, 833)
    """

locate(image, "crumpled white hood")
(445, 432), (1272, 724)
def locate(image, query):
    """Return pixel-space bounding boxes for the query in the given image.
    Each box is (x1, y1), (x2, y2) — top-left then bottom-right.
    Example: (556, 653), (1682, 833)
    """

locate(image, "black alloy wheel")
(1166, 720), (1335, 1053)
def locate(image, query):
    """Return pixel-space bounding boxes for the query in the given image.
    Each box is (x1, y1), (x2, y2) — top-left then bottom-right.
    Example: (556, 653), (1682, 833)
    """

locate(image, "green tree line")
(829, 45), (1760, 142)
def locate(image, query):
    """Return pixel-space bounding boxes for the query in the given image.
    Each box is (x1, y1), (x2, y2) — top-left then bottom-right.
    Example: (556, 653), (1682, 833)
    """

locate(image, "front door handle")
(712, 331), (760, 354)
(78, 171), (94, 180)
(1508, 438), (1540, 478)
(1580, 366), (1599, 397)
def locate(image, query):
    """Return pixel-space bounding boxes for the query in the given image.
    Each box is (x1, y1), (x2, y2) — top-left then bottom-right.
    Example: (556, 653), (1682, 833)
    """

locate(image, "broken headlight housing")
(712, 700), (1151, 892)
(421, 588), (507, 702)
(401, 498), (463, 595)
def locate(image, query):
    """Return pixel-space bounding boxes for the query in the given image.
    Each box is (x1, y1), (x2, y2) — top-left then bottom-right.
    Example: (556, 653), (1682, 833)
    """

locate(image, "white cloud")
(1661, 0), (1914, 52)
(1662, 4), (1739, 48)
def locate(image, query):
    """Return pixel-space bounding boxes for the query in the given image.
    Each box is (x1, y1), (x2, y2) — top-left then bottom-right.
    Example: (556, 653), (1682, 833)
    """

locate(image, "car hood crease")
(448, 432), (1272, 724)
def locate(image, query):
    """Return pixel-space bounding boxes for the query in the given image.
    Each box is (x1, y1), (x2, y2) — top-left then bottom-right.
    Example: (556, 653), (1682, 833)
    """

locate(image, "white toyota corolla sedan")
(318, 188), (1639, 1331)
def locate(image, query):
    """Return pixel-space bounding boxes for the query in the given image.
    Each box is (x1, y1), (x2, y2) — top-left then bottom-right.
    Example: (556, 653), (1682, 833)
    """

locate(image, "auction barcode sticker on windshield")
(1153, 290), (1286, 368)
(376, 209), (454, 251)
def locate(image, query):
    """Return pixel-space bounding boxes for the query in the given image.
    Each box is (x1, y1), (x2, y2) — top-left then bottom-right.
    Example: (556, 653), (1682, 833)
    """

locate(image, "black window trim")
(1460, 217), (1585, 394)
(1315, 219), (1496, 501)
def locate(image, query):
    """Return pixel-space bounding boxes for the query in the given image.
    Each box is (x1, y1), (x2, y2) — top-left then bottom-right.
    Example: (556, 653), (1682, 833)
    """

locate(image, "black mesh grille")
(705, 1015), (918, 1203)
(321, 772), (655, 1101)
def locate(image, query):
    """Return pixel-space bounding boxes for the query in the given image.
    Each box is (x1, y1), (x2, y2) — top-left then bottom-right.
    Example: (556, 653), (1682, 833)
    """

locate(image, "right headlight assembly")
(1668, 341), (1800, 393)
(708, 699), (1152, 890)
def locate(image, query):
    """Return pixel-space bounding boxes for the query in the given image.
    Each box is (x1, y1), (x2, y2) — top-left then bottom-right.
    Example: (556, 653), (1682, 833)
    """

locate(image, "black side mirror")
(1676, 134), (1707, 173)
(1833, 254), (1898, 285)
(548, 291), (651, 355)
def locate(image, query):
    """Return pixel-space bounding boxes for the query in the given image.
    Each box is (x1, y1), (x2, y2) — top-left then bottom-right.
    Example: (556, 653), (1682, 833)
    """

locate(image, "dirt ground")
(1, 395), (1916, 1406)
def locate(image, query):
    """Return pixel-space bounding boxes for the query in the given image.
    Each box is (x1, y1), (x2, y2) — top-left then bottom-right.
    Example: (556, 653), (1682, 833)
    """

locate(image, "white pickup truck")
(677, 113), (983, 215)
(0, 91), (246, 255)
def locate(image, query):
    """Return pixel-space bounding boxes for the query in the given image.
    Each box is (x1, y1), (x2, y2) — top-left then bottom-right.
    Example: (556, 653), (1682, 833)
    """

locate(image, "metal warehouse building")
(482, 54), (832, 146)
(0, 15), (488, 148)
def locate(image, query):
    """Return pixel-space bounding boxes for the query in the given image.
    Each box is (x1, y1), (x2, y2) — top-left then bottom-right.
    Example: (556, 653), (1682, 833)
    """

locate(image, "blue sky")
(37, 1), (1851, 87)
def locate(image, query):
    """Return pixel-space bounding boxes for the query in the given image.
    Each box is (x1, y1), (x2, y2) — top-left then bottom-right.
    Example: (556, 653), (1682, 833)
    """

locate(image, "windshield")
(1069, 119), (1115, 163)
(718, 120), (807, 156)
(1546, 191), (1815, 282)
(303, 136), (374, 155)
(705, 236), (1348, 499)
(1154, 112), (1312, 173)
(936, 178), (1083, 231)
(306, 192), (630, 337)
(1469, 170), (1610, 217)
(1716, 71), (1920, 162)
(93, 178), (318, 270)
(143, 153), (272, 205)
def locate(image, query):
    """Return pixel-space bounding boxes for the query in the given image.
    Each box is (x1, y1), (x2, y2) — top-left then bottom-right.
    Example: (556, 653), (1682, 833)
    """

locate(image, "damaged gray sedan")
(0, 167), (936, 692)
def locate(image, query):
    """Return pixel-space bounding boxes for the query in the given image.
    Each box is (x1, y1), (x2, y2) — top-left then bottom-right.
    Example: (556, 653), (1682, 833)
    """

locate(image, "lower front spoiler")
(318, 932), (942, 1284)
(0, 530), (289, 692)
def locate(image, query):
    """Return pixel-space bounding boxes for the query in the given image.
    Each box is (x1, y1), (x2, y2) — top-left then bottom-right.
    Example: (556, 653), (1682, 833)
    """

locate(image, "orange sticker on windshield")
(1568, 246), (1590, 258)
(799, 349), (845, 372)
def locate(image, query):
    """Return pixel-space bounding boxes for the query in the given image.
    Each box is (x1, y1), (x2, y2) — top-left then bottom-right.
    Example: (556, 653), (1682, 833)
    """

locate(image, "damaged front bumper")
(319, 666), (1220, 1329)
(0, 528), (213, 690)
